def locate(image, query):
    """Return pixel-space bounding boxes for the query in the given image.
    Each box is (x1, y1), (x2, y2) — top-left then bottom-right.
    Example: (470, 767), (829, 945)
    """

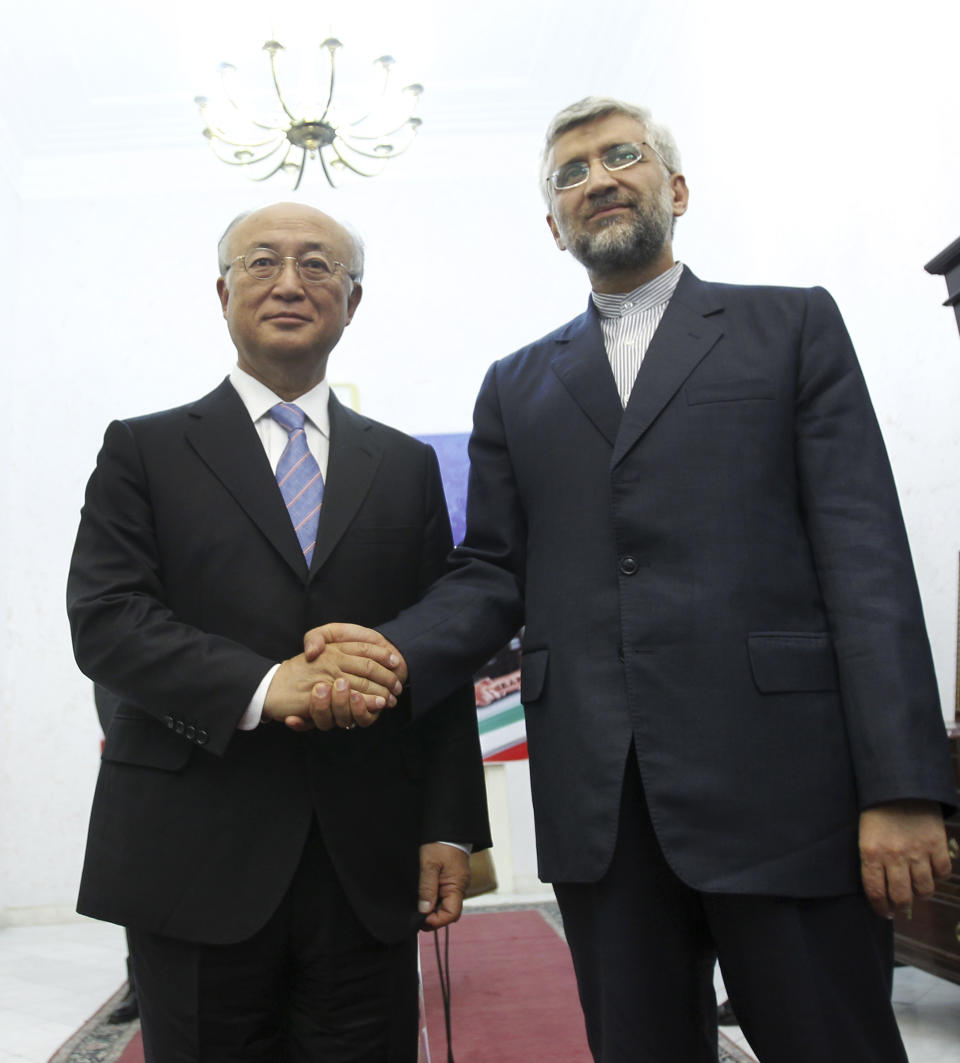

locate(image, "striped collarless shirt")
(592, 261), (684, 406)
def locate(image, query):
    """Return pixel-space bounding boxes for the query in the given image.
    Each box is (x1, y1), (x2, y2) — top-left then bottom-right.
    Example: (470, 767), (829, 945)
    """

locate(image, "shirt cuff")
(238, 664), (281, 730)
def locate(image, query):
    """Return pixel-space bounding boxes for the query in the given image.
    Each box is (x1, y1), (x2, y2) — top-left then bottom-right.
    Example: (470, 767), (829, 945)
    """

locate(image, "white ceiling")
(0, 0), (681, 172)
(3, 0), (958, 240)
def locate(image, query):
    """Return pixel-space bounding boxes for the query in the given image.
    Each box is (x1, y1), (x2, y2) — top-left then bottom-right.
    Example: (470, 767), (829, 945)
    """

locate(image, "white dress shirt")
(592, 260), (684, 405)
(229, 366), (330, 730)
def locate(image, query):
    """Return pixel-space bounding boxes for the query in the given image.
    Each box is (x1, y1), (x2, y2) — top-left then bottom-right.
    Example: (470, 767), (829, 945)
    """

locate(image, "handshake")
(261, 623), (408, 732)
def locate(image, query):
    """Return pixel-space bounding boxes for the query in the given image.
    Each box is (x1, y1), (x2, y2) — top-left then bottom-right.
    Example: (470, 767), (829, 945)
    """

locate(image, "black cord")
(432, 926), (454, 1062)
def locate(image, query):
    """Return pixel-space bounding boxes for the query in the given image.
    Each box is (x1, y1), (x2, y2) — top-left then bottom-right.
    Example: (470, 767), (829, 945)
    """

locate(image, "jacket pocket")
(102, 715), (193, 771)
(520, 649), (549, 704)
(747, 632), (839, 693)
(686, 378), (775, 405)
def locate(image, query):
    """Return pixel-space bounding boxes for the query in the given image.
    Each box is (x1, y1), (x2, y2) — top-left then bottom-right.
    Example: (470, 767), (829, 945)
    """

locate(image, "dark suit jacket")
(380, 267), (956, 897)
(68, 379), (490, 946)
(93, 684), (121, 735)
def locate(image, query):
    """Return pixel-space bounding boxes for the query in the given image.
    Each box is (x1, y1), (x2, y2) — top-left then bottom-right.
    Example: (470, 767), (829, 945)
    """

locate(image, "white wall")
(0, 115), (22, 921)
(481, 762), (554, 898)
(2, 0), (960, 922)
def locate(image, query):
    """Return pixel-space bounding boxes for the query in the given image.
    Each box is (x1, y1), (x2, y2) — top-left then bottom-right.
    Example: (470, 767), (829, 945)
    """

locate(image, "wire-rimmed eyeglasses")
(227, 248), (355, 285)
(548, 141), (670, 191)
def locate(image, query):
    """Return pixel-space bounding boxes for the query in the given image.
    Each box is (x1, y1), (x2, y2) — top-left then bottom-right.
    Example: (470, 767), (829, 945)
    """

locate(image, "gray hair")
(217, 209), (366, 283)
(217, 211), (252, 275)
(539, 96), (682, 202)
(338, 222), (366, 284)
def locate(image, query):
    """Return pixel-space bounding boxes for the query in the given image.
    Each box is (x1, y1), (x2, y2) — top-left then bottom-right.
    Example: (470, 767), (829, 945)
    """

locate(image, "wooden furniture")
(925, 236), (960, 340)
(893, 725), (960, 984)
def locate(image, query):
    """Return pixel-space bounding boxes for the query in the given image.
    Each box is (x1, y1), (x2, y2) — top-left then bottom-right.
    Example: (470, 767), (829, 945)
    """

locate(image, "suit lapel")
(310, 395), (383, 578)
(612, 268), (725, 468)
(185, 379), (308, 580)
(550, 304), (623, 448)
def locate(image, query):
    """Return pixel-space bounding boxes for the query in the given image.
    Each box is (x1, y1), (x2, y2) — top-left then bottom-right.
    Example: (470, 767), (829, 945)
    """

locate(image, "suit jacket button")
(619, 556), (639, 576)
(185, 725), (196, 741)
(196, 729), (209, 746)
(174, 719), (185, 734)
(164, 715), (175, 729)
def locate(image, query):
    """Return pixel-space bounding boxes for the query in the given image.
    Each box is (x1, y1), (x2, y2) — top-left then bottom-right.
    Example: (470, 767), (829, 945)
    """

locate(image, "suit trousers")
(128, 819), (420, 1063)
(553, 752), (907, 1063)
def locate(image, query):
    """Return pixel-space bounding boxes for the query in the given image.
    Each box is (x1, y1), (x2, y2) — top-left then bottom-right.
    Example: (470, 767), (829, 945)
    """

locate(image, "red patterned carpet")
(48, 907), (755, 1062)
(421, 908), (593, 1061)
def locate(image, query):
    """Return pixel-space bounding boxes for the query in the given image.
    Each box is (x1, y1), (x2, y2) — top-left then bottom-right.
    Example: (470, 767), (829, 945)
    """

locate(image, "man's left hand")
(859, 799), (952, 919)
(418, 843), (470, 931)
(303, 623), (408, 684)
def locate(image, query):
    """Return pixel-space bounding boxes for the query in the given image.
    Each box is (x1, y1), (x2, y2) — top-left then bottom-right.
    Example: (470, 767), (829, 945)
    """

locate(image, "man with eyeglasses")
(308, 98), (956, 1061)
(66, 202), (490, 1062)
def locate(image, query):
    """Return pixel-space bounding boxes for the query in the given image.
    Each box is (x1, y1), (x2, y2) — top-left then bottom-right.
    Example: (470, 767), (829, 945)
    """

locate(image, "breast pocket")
(686, 378), (776, 405)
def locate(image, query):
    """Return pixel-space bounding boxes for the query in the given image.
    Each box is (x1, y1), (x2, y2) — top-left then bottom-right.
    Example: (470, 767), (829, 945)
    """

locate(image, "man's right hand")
(307, 675), (368, 732)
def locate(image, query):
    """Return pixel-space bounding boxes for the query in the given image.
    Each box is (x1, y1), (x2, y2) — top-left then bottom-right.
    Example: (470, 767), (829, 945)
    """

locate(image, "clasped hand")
(262, 623), (408, 732)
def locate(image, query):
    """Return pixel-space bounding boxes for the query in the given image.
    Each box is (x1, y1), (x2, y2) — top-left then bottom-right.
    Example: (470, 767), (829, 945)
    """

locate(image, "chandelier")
(195, 39), (423, 189)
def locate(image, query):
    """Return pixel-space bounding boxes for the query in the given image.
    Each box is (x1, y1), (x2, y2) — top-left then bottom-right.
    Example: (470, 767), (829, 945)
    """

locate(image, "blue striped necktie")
(268, 403), (324, 564)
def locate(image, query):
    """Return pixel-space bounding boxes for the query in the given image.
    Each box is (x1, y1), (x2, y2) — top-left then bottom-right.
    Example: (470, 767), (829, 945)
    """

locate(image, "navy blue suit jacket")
(380, 267), (955, 894)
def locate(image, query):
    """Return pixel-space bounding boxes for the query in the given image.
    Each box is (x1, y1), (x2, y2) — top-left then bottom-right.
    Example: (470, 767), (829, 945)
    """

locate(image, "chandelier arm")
(205, 129), (286, 150)
(345, 59), (392, 128)
(217, 67), (248, 115)
(250, 148), (301, 182)
(210, 138), (289, 167)
(218, 70), (282, 133)
(207, 117), (289, 137)
(243, 118), (297, 134)
(213, 74), (291, 135)
(342, 118), (419, 141)
(336, 140), (418, 162)
(318, 151), (338, 188)
(292, 150), (309, 190)
(318, 46), (338, 123)
(268, 48), (300, 124)
(328, 141), (386, 177)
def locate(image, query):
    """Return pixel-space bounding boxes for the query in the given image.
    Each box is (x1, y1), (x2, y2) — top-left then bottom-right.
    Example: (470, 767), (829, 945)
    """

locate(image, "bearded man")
(310, 97), (956, 1063)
